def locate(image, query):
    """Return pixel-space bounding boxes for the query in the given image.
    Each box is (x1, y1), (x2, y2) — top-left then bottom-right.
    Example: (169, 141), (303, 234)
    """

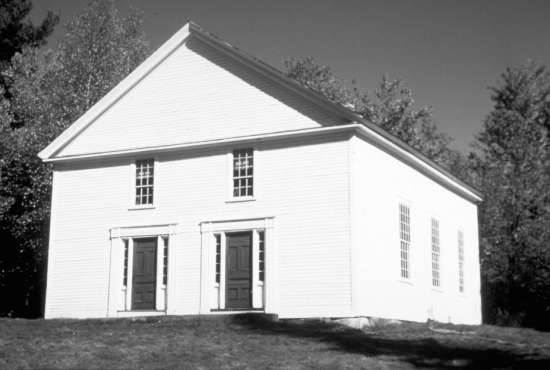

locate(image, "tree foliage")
(284, 57), (464, 172)
(475, 62), (550, 329)
(0, 0), (59, 63)
(0, 0), (148, 317)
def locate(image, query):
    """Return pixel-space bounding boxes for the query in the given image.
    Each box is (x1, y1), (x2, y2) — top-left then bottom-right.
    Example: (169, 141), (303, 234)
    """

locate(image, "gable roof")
(38, 21), (482, 203)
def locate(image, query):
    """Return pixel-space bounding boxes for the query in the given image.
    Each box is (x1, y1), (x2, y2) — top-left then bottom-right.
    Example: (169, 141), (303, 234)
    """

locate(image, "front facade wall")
(350, 135), (482, 325)
(45, 135), (352, 319)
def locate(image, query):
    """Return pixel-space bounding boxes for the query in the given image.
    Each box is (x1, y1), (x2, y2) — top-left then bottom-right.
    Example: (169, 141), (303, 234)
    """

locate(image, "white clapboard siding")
(45, 134), (352, 318)
(350, 135), (482, 325)
(43, 22), (481, 323)
(57, 36), (344, 158)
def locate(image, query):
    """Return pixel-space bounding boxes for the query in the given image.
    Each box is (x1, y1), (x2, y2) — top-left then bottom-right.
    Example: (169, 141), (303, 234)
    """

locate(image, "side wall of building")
(45, 134), (352, 319)
(350, 135), (482, 325)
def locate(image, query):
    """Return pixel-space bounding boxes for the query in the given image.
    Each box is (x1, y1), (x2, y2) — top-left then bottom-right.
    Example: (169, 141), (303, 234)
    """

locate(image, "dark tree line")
(0, 0), (548, 329)
(0, 0), (148, 317)
(474, 63), (550, 329)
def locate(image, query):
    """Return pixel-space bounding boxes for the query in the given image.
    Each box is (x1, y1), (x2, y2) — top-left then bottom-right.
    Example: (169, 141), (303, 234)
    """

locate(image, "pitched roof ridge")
(188, 23), (481, 198)
(38, 23), (193, 159)
(38, 21), (482, 200)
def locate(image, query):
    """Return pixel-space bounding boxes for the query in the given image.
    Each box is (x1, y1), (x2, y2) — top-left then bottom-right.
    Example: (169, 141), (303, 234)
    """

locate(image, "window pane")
(399, 204), (411, 279)
(458, 230), (464, 293)
(232, 149), (254, 198)
(135, 159), (154, 205)
(431, 218), (440, 287)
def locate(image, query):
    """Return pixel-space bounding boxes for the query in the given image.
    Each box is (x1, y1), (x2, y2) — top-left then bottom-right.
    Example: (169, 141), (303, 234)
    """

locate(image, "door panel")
(226, 232), (252, 309)
(132, 238), (157, 310)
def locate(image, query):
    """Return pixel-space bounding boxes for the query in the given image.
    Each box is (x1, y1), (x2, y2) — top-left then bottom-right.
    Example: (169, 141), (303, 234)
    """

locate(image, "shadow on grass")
(231, 314), (550, 369)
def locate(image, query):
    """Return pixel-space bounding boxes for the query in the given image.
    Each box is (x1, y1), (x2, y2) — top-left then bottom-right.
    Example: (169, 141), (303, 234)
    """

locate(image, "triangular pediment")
(40, 23), (350, 159)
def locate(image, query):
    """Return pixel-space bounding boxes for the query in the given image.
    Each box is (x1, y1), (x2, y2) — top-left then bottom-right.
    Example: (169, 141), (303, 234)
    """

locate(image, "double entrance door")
(130, 233), (255, 310)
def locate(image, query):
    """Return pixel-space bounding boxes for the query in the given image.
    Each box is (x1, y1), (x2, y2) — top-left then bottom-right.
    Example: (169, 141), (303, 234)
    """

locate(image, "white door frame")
(108, 223), (178, 317)
(199, 217), (275, 314)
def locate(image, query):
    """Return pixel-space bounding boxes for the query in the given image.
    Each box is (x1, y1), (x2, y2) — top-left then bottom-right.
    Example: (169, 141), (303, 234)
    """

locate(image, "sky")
(31, 0), (550, 152)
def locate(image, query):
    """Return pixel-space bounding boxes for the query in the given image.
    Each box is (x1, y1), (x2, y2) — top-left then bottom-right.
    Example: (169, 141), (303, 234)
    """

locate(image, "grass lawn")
(0, 314), (549, 369)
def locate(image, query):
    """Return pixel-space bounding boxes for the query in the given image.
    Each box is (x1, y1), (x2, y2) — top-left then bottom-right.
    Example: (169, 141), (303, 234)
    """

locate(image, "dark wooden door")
(132, 238), (157, 310)
(226, 232), (252, 309)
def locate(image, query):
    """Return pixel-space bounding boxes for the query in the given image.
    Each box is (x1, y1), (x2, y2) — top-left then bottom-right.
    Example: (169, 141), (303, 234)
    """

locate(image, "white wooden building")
(39, 22), (483, 324)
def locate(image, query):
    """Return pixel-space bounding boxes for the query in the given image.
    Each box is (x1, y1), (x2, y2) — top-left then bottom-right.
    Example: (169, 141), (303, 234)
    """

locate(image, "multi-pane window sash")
(215, 234), (221, 284)
(431, 218), (441, 287)
(162, 237), (168, 286)
(233, 149), (254, 197)
(258, 231), (265, 282)
(123, 239), (129, 287)
(135, 159), (154, 205)
(458, 230), (464, 293)
(399, 204), (411, 279)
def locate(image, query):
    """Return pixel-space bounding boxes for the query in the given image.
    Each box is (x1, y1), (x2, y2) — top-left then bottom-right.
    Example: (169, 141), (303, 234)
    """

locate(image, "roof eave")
(38, 23), (193, 160)
(187, 22), (482, 201)
(44, 123), (482, 204)
(38, 21), (482, 203)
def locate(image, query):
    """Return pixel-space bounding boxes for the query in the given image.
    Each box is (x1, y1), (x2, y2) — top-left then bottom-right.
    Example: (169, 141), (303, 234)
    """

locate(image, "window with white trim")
(458, 230), (464, 293)
(135, 159), (154, 205)
(232, 149), (254, 197)
(399, 203), (411, 279)
(431, 218), (441, 287)
(258, 231), (265, 282)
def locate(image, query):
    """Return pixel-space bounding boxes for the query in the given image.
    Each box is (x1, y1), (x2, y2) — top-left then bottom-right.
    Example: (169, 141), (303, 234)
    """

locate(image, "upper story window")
(399, 203), (411, 279)
(233, 149), (254, 198)
(135, 159), (154, 206)
(431, 218), (441, 288)
(458, 230), (465, 293)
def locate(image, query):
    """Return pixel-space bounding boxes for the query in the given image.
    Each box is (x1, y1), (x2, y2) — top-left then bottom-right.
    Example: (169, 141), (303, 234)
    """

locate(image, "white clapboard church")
(39, 22), (483, 324)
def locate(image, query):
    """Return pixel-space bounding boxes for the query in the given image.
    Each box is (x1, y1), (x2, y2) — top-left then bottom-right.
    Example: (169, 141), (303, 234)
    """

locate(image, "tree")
(284, 58), (462, 172)
(0, 0), (57, 113)
(0, 0), (149, 317)
(475, 61), (550, 329)
(0, 0), (58, 63)
(0, 0), (58, 114)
